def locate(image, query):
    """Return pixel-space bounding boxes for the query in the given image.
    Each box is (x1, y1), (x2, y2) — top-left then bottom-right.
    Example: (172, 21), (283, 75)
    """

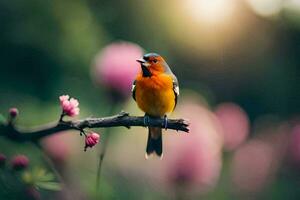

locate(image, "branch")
(0, 111), (189, 142)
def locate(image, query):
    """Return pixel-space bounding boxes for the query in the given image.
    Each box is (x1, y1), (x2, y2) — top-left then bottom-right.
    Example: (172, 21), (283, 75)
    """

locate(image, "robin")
(132, 53), (179, 158)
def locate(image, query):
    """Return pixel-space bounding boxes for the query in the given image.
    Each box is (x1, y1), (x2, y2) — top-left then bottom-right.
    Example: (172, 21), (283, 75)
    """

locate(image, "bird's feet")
(144, 114), (150, 126)
(163, 115), (168, 130)
(144, 114), (168, 129)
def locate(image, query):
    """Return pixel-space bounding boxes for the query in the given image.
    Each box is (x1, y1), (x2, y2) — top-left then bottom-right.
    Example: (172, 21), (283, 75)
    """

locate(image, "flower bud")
(84, 132), (100, 151)
(9, 108), (19, 118)
(11, 155), (29, 170)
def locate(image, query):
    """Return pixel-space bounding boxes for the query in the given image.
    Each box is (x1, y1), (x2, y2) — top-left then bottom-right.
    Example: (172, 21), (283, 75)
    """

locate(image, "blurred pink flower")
(164, 99), (223, 193)
(0, 153), (6, 167)
(9, 107), (19, 118)
(93, 41), (143, 99)
(42, 132), (71, 165)
(231, 140), (275, 194)
(11, 155), (29, 170)
(215, 102), (249, 151)
(59, 95), (80, 117)
(288, 124), (300, 165)
(85, 132), (100, 151)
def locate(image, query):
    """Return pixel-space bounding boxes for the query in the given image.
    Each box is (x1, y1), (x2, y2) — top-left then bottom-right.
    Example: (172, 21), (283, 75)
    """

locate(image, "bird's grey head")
(136, 53), (171, 77)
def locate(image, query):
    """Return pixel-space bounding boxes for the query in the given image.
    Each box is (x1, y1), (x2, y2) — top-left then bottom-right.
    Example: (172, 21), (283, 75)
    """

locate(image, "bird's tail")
(146, 127), (163, 158)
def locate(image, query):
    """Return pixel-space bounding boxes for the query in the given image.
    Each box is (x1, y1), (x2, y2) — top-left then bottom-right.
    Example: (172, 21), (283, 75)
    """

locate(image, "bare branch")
(0, 111), (189, 142)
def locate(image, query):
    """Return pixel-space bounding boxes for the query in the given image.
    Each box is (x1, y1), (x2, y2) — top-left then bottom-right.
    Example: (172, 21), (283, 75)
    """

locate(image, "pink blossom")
(11, 155), (29, 170)
(230, 122), (289, 195)
(231, 123), (290, 195)
(0, 153), (6, 167)
(59, 95), (80, 117)
(215, 102), (249, 151)
(164, 99), (223, 194)
(92, 41), (143, 98)
(84, 132), (100, 151)
(231, 140), (275, 193)
(9, 107), (19, 118)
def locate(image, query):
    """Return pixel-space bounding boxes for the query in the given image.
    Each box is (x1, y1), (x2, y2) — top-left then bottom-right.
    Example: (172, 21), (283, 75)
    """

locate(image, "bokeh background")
(1, 0), (300, 199)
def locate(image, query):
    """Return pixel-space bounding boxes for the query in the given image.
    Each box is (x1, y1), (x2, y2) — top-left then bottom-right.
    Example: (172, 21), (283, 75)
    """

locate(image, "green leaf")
(36, 182), (62, 191)
(22, 171), (33, 184)
(34, 168), (46, 177)
(32, 167), (55, 182)
(37, 173), (55, 182)
(0, 114), (6, 125)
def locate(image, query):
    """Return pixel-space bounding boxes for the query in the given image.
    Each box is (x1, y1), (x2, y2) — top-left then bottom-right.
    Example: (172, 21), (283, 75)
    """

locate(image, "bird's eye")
(153, 59), (158, 63)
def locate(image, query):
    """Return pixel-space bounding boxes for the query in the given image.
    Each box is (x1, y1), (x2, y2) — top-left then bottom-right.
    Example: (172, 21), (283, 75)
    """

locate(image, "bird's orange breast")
(135, 74), (175, 117)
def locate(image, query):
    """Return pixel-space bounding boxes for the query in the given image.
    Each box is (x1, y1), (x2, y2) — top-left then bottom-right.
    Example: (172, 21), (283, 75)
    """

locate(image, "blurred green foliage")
(1, 0), (300, 199)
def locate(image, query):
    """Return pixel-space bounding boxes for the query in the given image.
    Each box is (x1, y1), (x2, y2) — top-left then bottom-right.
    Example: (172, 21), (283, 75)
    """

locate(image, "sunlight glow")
(246, 0), (283, 17)
(184, 0), (236, 25)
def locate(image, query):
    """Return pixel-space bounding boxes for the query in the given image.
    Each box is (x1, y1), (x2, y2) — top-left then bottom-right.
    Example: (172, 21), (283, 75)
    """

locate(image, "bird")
(132, 53), (179, 158)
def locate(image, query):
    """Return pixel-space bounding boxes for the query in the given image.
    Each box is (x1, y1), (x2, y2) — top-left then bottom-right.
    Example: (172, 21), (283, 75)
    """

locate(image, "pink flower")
(164, 99), (223, 194)
(230, 122), (288, 194)
(11, 155), (29, 170)
(9, 107), (19, 118)
(231, 140), (275, 194)
(0, 153), (6, 167)
(92, 41), (143, 99)
(42, 132), (71, 165)
(84, 132), (100, 151)
(215, 102), (249, 151)
(59, 95), (80, 117)
(231, 130), (288, 195)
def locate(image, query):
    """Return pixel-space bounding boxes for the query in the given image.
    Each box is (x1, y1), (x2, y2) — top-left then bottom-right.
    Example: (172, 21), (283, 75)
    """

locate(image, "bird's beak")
(136, 58), (150, 67)
(136, 58), (146, 64)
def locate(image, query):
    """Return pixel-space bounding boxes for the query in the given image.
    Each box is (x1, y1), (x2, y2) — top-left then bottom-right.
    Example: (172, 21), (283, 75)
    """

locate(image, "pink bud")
(0, 153), (6, 167)
(9, 108), (19, 118)
(84, 132), (100, 151)
(59, 95), (80, 117)
(11, 155), (29, 170)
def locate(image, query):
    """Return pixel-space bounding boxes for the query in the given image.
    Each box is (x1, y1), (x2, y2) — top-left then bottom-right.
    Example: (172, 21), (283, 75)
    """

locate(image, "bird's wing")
(172, 75), (179, 110)
(132, 80), (136, 101)
(164, 63), (179, 109)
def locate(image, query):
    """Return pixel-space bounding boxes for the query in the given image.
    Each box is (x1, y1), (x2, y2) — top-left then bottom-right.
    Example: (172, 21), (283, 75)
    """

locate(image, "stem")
(95, 104), (117, 197)
(95, 129), (110, 195)
(59, 113), (65, 122)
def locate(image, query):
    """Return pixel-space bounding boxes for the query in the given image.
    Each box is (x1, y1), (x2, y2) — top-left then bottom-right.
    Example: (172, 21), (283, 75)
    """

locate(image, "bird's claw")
(144, 115), (150, 126)
(163, 115), (168, 130)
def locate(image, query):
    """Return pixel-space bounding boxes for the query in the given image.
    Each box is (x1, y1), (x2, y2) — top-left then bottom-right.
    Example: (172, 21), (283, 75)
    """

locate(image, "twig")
(0, 111), (189, 142)
(95, 144), (106, 196)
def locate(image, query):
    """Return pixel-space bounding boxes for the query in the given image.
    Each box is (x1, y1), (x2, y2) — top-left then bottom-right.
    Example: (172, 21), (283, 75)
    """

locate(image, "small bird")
(132, 53), (179, 158)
